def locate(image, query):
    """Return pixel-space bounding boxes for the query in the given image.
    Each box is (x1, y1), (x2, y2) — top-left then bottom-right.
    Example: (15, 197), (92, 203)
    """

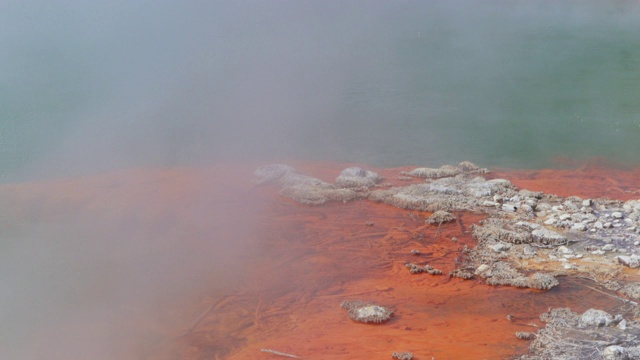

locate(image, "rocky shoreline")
(254, 161), (640, 359)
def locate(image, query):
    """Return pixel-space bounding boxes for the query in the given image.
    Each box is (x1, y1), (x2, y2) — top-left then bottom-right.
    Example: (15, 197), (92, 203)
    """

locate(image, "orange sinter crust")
(2, 160), (637, 360)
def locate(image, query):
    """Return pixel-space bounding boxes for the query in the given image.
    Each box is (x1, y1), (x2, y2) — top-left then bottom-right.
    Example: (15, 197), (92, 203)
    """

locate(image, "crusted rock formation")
(340, 300), (394, 324)
(518, 308), (640, 360)
(391, 352), (414, 360)
(256, 161), (640, 298)
(426, 210), (456, 225)
(335, 167), (383, 188)
(405, 262), (443, 275)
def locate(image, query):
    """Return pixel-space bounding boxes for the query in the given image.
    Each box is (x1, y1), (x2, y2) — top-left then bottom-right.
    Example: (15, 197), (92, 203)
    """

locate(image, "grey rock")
(392, 352), (414, 360)
(629, 346), (640, 359)
(559, 213), (572, 221)
(603, 345), (629, 360)
(613, 211), (624, 219)
(523, 245), (537, 256)
(573, 212), (596, 222)
(336, 167), (382, 188)
(623, 199), (640, 213)
(616, 255), (640, 268)
(515, 332), (533, 340)
(515, 221), (540, 231)
(578, 309), (615, 328)
(557, 246), (572, 254)
(580, 206), (593, 213)
(475, 264), (491, 275)
(570, 223), (587, 232)
(618, 319), (627, 330)
(531, 228), (567, 245)
(492, 242), (512, 252)
(562, 201), (580, 212)
(340, 300), (393, 324)
(428, 177), (464, 194)
(458, 161), (482, 171)
(426, 210), (456, 225)
(537, 203), (551, 211)
(519, 204), (534, 214)
(528, 273), (559, 290)
(487, 178), (513, 188)
(405, 263), (443, 275)
(466, 180), (497, 197)
(519, 189), (543, 199)
(409, 165), (460, 178)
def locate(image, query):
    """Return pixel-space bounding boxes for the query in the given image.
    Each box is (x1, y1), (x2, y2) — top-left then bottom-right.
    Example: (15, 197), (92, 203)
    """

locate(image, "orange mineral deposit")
(1, 161), (634, 360)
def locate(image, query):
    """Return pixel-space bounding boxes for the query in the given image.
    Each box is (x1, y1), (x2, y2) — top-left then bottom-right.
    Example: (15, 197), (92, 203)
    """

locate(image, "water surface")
(2, 1), (640, 180)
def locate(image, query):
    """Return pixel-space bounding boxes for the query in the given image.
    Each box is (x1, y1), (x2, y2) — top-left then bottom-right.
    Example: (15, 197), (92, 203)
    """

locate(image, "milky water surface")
(2, 1), (640, 177)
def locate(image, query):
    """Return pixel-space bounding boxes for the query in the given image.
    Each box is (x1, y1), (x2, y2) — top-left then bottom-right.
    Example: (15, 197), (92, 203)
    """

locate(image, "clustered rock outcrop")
(255, 161), (640, 290)
(405, 262), (442, 275)
(256, 161), (640, 359)
(479, 262), (559, 290)
(518, 308), (640, 360)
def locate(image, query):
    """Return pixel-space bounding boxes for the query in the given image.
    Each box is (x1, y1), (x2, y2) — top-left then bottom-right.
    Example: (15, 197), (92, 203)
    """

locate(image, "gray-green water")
(2, 1), (640, 180)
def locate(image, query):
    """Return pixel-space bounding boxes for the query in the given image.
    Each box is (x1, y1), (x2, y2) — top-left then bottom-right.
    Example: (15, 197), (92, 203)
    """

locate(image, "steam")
(0, 168), (264, 359)
(4, 0), (640, 177)
(2, 1), (640, 359)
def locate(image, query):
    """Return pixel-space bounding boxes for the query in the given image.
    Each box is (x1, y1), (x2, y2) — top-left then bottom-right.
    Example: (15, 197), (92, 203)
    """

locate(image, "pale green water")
(2, 1), (640, 180)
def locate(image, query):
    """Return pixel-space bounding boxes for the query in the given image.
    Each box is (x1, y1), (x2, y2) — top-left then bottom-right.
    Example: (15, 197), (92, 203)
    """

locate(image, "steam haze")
(2, 1), (640, 359)
(2, 1), (640, 176)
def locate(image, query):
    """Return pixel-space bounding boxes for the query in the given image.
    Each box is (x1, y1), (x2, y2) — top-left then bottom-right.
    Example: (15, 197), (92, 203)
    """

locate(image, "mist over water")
(1, 1), (640, 179)
(2, 1), (640, 359)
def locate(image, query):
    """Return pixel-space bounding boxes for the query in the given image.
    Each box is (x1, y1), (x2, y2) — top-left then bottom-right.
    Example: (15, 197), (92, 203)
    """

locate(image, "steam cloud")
(2, 1), (640, 359)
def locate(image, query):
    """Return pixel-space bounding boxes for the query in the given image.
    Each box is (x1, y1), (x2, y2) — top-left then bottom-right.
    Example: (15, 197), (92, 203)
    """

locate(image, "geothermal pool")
(4, 1), (640, 359)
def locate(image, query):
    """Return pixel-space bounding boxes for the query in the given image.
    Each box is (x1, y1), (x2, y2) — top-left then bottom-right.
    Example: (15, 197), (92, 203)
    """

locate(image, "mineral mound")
(340, 300), (394, 324)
